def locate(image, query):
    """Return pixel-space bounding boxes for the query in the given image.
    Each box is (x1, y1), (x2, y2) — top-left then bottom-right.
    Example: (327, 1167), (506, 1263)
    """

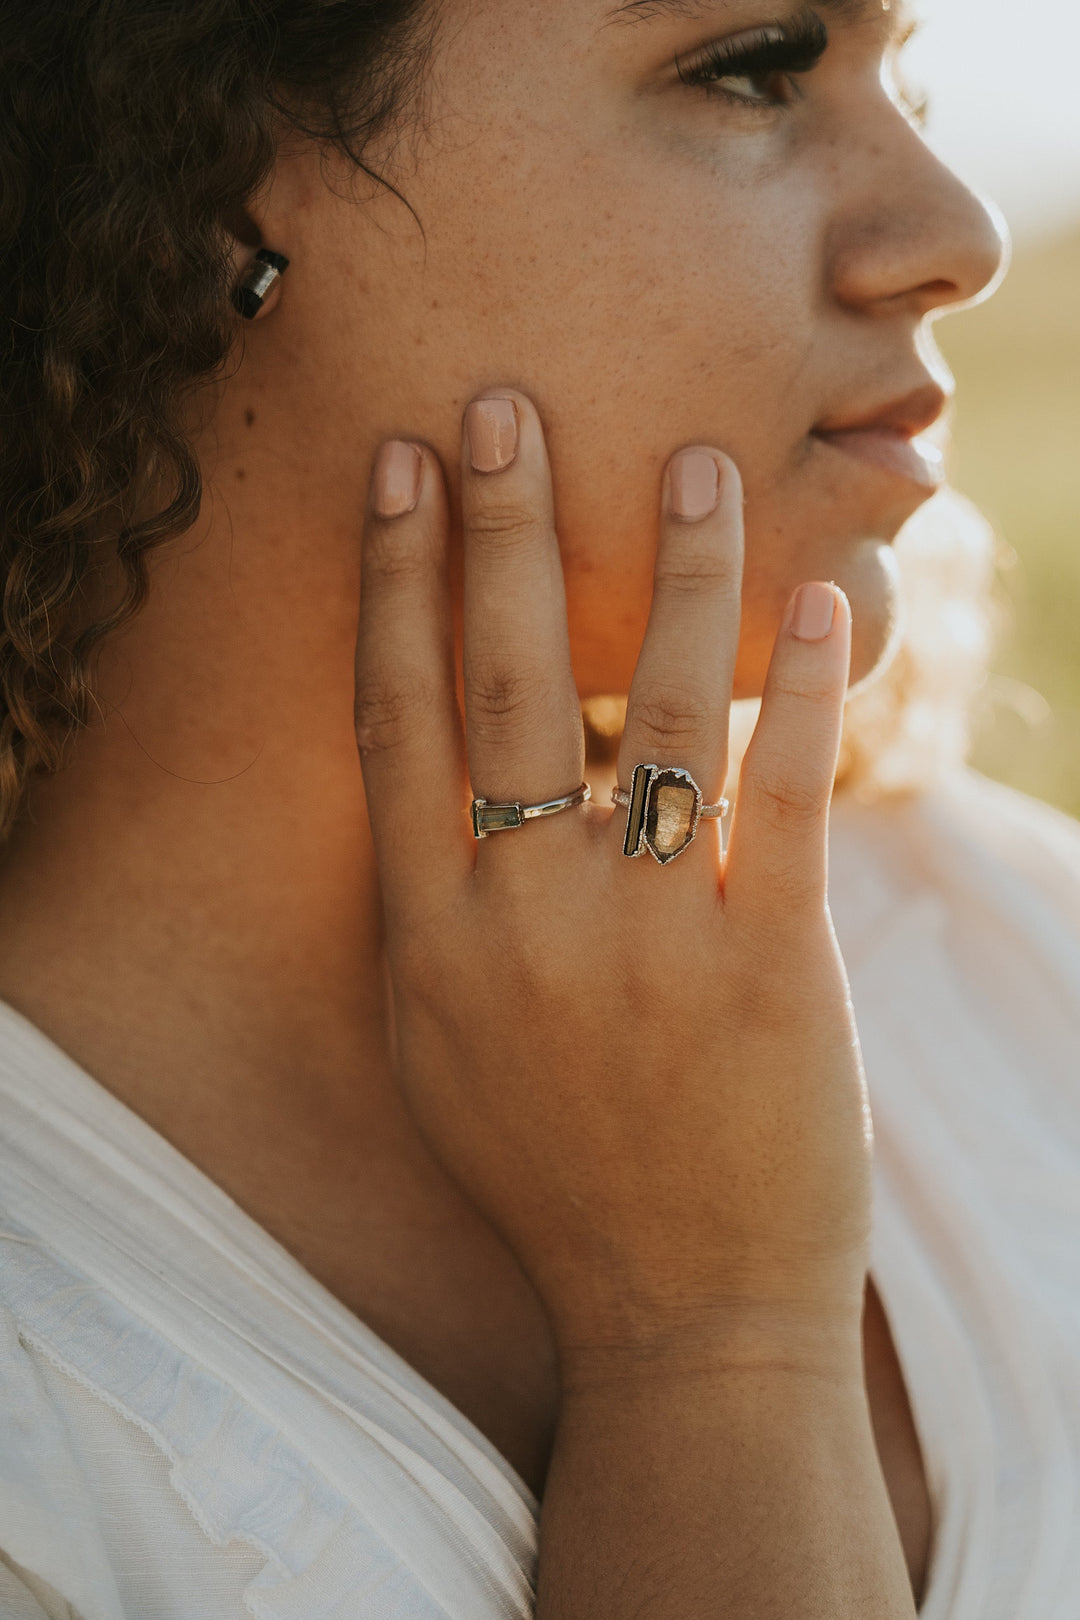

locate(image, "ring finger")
(613, 448), (744, 874)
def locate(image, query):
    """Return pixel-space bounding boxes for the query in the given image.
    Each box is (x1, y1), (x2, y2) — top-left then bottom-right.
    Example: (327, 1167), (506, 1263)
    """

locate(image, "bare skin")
(0, 0), (1004, 1609)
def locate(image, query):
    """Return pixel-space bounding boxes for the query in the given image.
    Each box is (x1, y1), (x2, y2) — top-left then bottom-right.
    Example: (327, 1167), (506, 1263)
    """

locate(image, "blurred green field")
(934, 225), (1080, 820)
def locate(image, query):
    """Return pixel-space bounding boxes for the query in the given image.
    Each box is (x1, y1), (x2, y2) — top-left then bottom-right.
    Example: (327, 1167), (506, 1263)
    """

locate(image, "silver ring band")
(472, 781), (591, 839)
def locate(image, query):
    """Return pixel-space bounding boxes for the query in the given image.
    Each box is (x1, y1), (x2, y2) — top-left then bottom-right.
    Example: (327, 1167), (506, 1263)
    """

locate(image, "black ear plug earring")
(233, 248), (290, 319)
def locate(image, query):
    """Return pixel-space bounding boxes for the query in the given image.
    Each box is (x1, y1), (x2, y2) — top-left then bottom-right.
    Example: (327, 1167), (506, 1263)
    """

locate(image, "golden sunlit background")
(908, 0), (1080, 816)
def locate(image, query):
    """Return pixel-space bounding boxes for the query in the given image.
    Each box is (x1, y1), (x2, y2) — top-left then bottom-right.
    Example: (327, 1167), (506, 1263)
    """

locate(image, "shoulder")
(933, 767), (1080, 891)
(0, 1282), (265, 1618)
(829, 769), (1080, 1057)
(831, 766), (1080, 923)
(0, 1299), (129, 1618)
(910, 768), (1080, 939)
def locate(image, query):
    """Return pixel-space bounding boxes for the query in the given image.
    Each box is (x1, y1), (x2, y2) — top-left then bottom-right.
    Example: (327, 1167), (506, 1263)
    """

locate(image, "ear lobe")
(221, 201), (289, 320)
(222, 201), (263, 251)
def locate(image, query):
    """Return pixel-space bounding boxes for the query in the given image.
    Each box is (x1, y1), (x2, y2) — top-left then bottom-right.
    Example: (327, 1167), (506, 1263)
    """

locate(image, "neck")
(0, 369), (390, 1127)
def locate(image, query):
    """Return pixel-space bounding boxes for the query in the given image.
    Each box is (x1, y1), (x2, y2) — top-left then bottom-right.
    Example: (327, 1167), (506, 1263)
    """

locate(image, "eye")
(677, 15), (829, 110)
(702, 65), (794, 107)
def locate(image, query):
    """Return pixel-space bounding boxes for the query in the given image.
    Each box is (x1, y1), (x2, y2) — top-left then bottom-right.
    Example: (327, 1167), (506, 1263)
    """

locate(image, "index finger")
(354, 438), (472, 917)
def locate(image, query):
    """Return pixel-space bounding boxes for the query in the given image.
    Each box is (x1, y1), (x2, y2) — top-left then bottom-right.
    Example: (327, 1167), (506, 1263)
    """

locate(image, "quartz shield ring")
(613, 764), (729, 865)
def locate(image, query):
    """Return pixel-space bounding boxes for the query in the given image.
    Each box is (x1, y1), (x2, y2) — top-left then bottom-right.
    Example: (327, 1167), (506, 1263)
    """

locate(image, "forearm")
(536, 1320), (916, 1620)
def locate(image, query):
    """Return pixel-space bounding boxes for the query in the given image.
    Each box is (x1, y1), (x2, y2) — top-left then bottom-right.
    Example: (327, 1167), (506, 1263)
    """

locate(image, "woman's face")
(255, 0), (1007, 696)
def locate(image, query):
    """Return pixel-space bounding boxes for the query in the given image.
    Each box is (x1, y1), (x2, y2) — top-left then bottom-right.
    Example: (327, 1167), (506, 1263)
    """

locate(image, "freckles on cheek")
(586, 216), (812, 441)
(438, 117), (819, 486)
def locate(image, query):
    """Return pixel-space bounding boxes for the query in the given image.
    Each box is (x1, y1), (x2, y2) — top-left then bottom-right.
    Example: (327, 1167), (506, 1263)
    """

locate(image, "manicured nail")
(372, 440), (422, 518)
(668, 449), (720, 520)
(465, 396), (518, 473)
(790, 581), (837, 641)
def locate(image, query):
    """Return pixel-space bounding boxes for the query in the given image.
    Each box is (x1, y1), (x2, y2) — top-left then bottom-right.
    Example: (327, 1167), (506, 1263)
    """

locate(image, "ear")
(223, 202), (288, 321)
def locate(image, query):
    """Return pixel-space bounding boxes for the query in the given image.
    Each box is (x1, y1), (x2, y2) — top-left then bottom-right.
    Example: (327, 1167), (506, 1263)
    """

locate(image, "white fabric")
(0, 765), (1078, 1619)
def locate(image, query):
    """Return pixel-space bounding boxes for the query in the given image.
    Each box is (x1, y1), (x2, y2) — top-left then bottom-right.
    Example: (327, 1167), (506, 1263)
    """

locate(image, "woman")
(1, 0), (1078, 1615)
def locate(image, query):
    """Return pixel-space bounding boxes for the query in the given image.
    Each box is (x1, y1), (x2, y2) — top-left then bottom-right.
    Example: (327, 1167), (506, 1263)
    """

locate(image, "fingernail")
(465, 396), (518, 473)
(372, 440), (422, 518)
(668, 449), (720, 520)
(790, 581), (837, 641)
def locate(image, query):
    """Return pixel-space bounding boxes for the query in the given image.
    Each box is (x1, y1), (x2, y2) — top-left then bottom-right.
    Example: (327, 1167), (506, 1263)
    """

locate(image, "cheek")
(358, 130), (892, 693)
(438, 177), (815, 541)
(416, 126), (815, 444)
(430, 182), (842, 685)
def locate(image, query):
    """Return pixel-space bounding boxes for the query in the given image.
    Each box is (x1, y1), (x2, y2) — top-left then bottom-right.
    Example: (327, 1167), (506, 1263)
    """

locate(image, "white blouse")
(1, 765), (1079, 1619)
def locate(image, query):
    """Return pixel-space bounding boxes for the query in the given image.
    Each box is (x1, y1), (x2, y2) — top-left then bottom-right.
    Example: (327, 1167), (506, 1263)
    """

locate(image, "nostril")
(920, 280), (958, 302)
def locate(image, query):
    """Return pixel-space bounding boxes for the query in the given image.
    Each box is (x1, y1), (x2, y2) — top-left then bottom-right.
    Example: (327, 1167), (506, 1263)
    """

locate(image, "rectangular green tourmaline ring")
(471, 782), (592, 839)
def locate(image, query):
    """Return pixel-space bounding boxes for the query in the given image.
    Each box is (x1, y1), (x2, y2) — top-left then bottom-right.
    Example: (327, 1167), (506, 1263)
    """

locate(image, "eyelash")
(676, 13), (829, 110)
(676, 13), (930, 127)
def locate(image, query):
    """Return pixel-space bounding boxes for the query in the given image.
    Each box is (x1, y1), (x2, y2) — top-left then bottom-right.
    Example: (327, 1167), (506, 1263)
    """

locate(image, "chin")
(729, 537), (903, 702)
(574, 532), (905, 705)
(834, 538), (904, 693)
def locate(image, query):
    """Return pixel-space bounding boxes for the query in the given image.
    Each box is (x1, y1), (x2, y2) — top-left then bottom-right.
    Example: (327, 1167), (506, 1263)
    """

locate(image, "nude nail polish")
(668, 449), (720, 520)
(790, 581), (837, 641)
(372, 440), (421, 518)
(465, 397), (518, 473)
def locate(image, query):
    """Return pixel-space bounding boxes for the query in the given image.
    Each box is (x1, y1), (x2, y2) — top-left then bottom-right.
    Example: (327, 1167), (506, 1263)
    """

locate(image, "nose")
(826, 110), (1011, 321)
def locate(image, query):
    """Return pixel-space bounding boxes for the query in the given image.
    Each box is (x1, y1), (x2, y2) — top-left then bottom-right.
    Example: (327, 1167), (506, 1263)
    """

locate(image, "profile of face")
(234, 0), (1008, 700)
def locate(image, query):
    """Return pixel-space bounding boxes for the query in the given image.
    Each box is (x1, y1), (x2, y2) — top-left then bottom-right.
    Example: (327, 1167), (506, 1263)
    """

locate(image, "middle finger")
(461, 389), (586, 822)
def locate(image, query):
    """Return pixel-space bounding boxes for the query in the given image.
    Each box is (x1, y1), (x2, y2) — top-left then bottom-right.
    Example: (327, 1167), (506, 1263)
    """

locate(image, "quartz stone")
(645, 770), (700, 862)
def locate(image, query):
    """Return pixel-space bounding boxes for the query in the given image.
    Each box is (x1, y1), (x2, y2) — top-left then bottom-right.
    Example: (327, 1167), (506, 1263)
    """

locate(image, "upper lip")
(812, 382), (950, 441)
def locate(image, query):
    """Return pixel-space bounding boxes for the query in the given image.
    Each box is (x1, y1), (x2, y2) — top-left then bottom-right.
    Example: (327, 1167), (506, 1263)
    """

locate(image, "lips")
(811, 381), (950, 493)
(812, 428), (946, 490)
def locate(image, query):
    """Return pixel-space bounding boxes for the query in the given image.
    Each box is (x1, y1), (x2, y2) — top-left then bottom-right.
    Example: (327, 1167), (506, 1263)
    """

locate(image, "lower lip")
(813, 429), (945, 490)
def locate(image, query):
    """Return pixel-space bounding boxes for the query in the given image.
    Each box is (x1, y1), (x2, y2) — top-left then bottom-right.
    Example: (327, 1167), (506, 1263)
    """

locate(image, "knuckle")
(467, 653), (551, 747)
(353, 668), (437, 756)
(745, 770), (825, 833)
(363, 519), (429, 584)
(626, 685), (712, 750)
(466, 501), (542, 551)
(768, 674), (839, 710)
(500, 922), (578, 1008)
(654, 549), (736, 597)
(468, 653), (535, 720)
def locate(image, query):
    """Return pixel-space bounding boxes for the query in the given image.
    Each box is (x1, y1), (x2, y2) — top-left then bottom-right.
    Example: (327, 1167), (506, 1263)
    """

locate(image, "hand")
(354, 390), (873, 1358)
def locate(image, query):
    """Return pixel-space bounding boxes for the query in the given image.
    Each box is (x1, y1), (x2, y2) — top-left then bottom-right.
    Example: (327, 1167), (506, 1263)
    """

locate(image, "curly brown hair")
(0, 0), (435, 843)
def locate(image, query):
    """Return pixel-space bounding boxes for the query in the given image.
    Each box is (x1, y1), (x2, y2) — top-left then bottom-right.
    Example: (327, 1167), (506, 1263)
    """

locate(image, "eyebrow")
(604, 0), (911, 27)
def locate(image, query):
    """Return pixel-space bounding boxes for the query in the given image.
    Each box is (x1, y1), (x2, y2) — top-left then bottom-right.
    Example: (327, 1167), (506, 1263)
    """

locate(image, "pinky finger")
(722, 581), (851, 918)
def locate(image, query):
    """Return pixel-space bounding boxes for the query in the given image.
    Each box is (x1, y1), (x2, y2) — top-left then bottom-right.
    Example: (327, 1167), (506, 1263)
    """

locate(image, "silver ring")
(472, 781), (591, 839)
(613, 764), (728, 865)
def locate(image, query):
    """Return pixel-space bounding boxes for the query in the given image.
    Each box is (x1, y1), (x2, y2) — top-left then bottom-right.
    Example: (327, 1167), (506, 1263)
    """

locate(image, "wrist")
(554, 1289), (867, 1397)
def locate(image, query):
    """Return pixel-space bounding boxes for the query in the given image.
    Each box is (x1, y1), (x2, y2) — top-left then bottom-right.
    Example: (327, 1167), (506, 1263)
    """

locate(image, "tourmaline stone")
(472, 799), (524, 837)
(645, 769), (700, 863)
